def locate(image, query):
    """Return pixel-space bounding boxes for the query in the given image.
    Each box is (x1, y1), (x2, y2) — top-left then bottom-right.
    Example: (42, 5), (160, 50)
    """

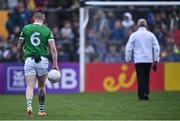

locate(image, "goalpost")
(79, 0), (180, 92)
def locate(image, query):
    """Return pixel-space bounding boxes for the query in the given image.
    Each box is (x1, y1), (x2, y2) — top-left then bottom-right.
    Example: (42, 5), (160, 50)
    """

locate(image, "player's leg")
(24, 58), (36, 117)
(37, 74), (47, 116)
(36, 56), (49, 116)
(135, 63), (146, 100)
(144, 63), (152, 98)
(26, 75), (36, 117)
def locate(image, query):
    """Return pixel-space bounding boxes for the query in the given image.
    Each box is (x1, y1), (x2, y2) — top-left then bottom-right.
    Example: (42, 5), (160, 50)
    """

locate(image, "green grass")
(0, 92), (180, 120)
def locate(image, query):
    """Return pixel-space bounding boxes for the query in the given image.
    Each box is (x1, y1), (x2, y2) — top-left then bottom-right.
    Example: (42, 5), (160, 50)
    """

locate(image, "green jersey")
(20, 23), (54, 59)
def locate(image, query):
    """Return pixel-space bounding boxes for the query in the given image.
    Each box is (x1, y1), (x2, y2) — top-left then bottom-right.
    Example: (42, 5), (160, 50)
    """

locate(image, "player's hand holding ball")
(47, 66), (61, 83)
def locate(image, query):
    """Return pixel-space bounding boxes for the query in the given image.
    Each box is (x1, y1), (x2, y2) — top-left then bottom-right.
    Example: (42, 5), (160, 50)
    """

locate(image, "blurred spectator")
(33, 0), (48, 9)
(52, 26), (61, 40)
(107, 11), (116, 31)
(92, 10), (109, 32)
(154, 13), (168, 33)
(87, 29), (98, 48)
(85, 41), (96, 63)
(146, 12), (155, 31)
(161, 37), (176, 61)
(104, 44), (120, 63)
(57, 44), (70, 62)
(5, 1), (30, 43)
(167, 24), (180, 48)
(110, 20), (125, 43)
(94, 36), (107, 61)
(7, 0), (18, 8)
(99, 27), (110, 42)
(160, 11), (169, 31)
(6, 12), (14, 35)
(47, 0), (72, 9)
(9, 43), (19, 61)
(122, 12), (135, 29)
(154, 26), (166, 47)
(60, 20), (74, 43)
(11, 2), (30, 29)
(0, 0), (7, 9)
(77, 40), (96, 63)
(72, 18), (79, 45)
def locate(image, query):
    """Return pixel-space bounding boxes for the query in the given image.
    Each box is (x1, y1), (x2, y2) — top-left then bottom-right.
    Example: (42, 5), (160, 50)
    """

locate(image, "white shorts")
(24, 56), (49, 77)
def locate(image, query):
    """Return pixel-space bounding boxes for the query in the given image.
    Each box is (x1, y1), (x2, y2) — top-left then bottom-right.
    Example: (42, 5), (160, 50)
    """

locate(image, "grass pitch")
(0, 92), (180, 120)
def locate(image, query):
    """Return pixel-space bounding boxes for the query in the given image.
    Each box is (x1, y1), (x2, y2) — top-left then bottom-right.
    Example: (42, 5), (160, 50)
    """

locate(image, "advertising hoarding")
(1, 63), (79, 94)
(86, 63), (164, 92)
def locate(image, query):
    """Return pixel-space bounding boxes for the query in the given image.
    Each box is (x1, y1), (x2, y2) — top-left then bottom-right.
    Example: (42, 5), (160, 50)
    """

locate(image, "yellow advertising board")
(165, 63), (180, 91)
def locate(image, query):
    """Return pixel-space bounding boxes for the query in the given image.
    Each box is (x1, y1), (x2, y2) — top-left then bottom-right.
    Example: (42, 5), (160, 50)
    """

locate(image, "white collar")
(33, 22), (43, 25)
(138, 27), (147, 30)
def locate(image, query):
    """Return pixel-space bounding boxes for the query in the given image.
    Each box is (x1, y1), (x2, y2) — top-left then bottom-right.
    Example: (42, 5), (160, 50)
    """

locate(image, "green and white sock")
(39, 104), (45, 112)
(27, 99), (32, 110)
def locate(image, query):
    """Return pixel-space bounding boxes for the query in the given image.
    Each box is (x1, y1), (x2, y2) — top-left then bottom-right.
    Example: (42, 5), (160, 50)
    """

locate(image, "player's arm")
(18, 31), (25, 50)
(152, 34), (160, 62)
(125, 34), (135, 62)
(152, 34), (160, 71)
(48, 30), (59, 70)
(17, 38), (25, 50)
(48, 40), (59, 70)
(17, 31), (25, 60)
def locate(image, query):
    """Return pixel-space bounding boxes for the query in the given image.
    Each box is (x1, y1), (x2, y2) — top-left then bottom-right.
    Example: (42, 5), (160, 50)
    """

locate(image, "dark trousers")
(135, 63), (152, 99)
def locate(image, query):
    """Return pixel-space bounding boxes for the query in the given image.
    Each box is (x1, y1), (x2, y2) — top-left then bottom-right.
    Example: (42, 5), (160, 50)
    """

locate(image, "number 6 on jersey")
(30, 32), (40, 46)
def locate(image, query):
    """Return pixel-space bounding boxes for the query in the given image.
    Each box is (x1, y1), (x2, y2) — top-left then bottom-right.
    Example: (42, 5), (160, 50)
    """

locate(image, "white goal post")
(79, 1), (180, 92)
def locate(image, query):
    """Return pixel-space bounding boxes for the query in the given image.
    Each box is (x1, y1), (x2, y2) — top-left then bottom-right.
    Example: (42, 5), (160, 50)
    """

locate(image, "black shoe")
(144, 94), (149, 100)
(143, 95), (149, 100)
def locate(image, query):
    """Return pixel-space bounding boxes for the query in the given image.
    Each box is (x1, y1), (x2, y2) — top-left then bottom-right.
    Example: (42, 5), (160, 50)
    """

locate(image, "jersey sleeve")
(152, 34), (160, 62)
(19, 27), (25, 40)
(48, 30), (54, 41)
(125, 34), (135, 62)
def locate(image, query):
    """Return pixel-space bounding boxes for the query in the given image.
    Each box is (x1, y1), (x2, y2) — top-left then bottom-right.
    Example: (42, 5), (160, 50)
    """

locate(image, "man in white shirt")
(125, 19), (160, 100)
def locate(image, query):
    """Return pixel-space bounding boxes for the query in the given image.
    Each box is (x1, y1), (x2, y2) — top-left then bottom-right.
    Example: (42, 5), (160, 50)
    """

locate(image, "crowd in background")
(0, 0), (179, 62)
(85, 6), (180, 62)
(0, 0), (79, 62)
